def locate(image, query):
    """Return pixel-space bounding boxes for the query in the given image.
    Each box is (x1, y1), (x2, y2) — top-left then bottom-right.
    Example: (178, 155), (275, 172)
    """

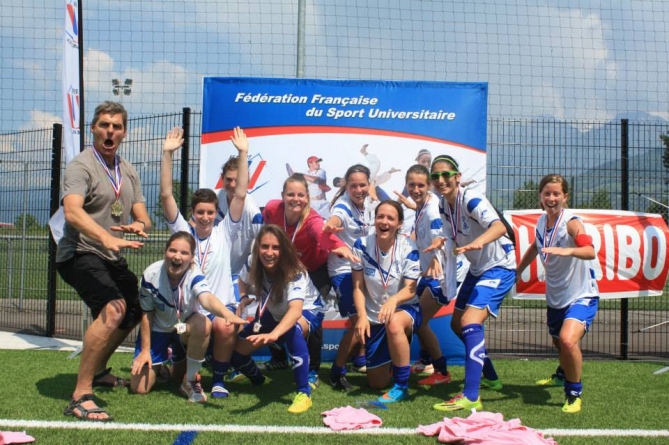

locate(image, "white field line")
(1, 419), (669, 437)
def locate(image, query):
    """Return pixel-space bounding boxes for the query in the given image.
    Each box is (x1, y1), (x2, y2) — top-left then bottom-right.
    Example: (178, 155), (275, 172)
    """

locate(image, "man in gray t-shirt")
(58, 101), (151, 422)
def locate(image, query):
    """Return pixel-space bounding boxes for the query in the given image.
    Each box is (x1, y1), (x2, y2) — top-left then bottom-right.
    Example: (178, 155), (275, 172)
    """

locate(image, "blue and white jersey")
(351, 234), (421, 324)
(438, 187), (516, 276)
(139, 261), (212, 333)
(167, 212), (239, 307)
(217, 191), (264, 275)
(239, 266), (325, 322)
(327, 193), (377, 277)
(535, 210), (599, 309)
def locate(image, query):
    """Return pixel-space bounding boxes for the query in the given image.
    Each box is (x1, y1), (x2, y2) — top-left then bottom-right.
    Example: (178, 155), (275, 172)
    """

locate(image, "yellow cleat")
(562, 396), (582, 413)
(288, 392), (312, 414)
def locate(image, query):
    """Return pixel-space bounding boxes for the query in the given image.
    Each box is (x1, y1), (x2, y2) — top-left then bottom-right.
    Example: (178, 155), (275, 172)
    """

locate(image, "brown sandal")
(63, 394), (114, 422)
(93, 367), (130, 388)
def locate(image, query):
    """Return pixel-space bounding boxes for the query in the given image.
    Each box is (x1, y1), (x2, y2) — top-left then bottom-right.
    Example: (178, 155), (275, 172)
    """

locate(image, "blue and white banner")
(62, 0), (81, 165)
(201, 77), (488, 208)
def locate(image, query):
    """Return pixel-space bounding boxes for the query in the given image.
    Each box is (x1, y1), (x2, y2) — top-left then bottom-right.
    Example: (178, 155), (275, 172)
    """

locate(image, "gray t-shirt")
(56, 147), (145, 263)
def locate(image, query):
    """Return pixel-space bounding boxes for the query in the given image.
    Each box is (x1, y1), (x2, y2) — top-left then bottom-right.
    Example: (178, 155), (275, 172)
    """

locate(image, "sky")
(1, 0), (669, 145)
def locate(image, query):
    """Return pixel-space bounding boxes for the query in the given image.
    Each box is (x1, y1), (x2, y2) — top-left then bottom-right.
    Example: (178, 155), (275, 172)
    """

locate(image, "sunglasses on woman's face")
(430, 170), (459, 181)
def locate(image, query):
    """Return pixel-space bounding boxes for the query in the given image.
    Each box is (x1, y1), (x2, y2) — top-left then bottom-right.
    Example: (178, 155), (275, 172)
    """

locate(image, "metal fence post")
(180, 107), (191, 216)
(620, 118), (629, 360)
(46, 123), (63, 337)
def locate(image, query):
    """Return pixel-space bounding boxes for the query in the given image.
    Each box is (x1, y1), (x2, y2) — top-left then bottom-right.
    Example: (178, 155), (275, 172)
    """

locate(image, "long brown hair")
(330, 164), (371, 209)
(249, 225), (306, 303)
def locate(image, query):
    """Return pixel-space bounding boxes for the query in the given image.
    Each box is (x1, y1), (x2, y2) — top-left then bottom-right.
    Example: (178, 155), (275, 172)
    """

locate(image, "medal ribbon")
(412, 195), (430, 236)
(195, 236), (211, 273)
(283, 212), (303, 244)
(541, 209), (565, 263)
(91, 147), (122, 201)
(172, 273), (188, 323)
(257, 283), (274, 320)
(374, 238), (397, 294)
(445, 189), (462, 242)
(352, 198), (369, 236)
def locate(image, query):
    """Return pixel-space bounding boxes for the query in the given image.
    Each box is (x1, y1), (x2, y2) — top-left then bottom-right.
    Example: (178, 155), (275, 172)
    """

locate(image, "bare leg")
(417, 293), (442, 360)
(558, 320), (586, 383)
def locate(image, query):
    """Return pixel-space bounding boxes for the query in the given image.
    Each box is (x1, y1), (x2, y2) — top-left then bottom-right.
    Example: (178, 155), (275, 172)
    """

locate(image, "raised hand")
(163, 127), (184, 154)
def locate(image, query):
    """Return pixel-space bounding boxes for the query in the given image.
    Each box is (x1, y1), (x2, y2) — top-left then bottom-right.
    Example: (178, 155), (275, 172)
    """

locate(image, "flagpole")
(77, 0), (85, 153)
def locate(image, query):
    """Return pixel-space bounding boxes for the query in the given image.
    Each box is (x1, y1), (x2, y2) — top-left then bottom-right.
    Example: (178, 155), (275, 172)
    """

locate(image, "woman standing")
(233, 225), (325, 414)
(325, 164), (377, 391)
(130, 232), (247, 403)
(428, 155), (516, 412)
(351, 200), (421, 403)
(517, 174), (599, 414)
(160, 126), (249, 399)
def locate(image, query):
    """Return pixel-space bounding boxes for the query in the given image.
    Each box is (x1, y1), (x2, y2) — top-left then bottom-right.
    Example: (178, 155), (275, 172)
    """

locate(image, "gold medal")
(111, 200), (123, 217)
(452, 243), (459, 257)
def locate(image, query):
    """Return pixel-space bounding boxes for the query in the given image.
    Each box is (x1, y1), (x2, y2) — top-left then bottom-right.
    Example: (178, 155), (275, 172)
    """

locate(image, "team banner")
(62, 0), (81, 164)
(511, 210), (669, 299)
(200, 77), (488, 210)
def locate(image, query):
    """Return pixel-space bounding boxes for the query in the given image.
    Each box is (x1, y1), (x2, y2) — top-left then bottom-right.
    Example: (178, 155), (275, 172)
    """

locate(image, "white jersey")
(413, 194), (458, 298)
(167, 212), (238, 306)
(351, 234), (421, 324)
(438, 187), (516, 276)
(327, 193), (377, 277)
(535, 210), (599, 309)
(139, 261), (212, 333)
(239, 266), (325, 321)
(217, 191), (263, 275)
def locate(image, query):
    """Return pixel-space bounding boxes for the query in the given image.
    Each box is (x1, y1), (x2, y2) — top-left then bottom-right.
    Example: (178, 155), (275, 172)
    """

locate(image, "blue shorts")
(547, 297), (599, 338)
(331, 272), (355, 318)
(205, 304), (238, 323)
(455, 267), (516, 317)
(417, 276), (450, 305)
(365, 304), (422, 369)
(133, 330), (187, 365)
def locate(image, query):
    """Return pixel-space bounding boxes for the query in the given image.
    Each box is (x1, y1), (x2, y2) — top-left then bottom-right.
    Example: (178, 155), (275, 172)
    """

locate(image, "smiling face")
(375, 202), (402, 244)
(346, 171), (370, 208)
(165, 238), (194, 282)
(282, 180), (309, 220)
(258, 232), (281, 273)
(417, 153), (432, 168)
(191, 202), (217, 234)
(91, 113), (127, 163)
(540, 182), (568, 214)
(406, 171), (430, 206)
(430, 161), (461, 203)
(222, 168), (238, 200)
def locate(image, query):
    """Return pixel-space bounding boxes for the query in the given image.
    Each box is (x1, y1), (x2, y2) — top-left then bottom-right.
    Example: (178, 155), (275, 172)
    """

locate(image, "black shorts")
(57, 253), (141, 329)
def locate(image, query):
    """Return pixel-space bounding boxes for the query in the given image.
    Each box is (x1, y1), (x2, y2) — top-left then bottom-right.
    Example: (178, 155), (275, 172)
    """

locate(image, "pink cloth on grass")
(417, 411), (557, 445)
(0, 431), (35, 445)
(321, 406), (383, 431)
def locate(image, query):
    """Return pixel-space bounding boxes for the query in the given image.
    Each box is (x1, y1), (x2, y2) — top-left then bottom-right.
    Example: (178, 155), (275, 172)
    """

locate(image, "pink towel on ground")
(322, 406), (383, 431)
(417, 411), (557, 445)
(0, 431), (35, 445)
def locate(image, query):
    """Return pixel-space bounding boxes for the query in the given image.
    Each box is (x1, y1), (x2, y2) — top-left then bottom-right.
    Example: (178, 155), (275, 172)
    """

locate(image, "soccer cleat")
(225, 370), (249, 384)
(536, 374), (565, 387)
(352, 363), (367, 373)
(288, 392), (313, 414)
(410, 361), (435, 375)
(308, 370), (321, 390)
(378, 384), (409, 403)
(480, 378), (503, 390)
(433, 393), (482, 412)
(211, 384), (229, 399)
(418, 371), (452, 386)
(329, 374), (353, 391)
(181, 374), (207, 403)
(562, 395), (582, 413)
(257, 358), (288, 372)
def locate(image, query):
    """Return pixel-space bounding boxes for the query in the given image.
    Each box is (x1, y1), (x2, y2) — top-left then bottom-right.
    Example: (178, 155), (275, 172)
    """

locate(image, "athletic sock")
(285, 324), (310, 396)
(352, 353), (366, 368)
(564, 380), (583, 398)
(330, 364), (346, 380)
(482, 355), (499, 381)
(462, 323), (485, 401)
(231, 352), (264, 385)
(393, 365), (410, 389)
(419, 348), (432, 365)
(211, 359), (230, 386)
(555, 366), (566, 380)
(186, 356), (204, 382)
(433, 355), (448, 375)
